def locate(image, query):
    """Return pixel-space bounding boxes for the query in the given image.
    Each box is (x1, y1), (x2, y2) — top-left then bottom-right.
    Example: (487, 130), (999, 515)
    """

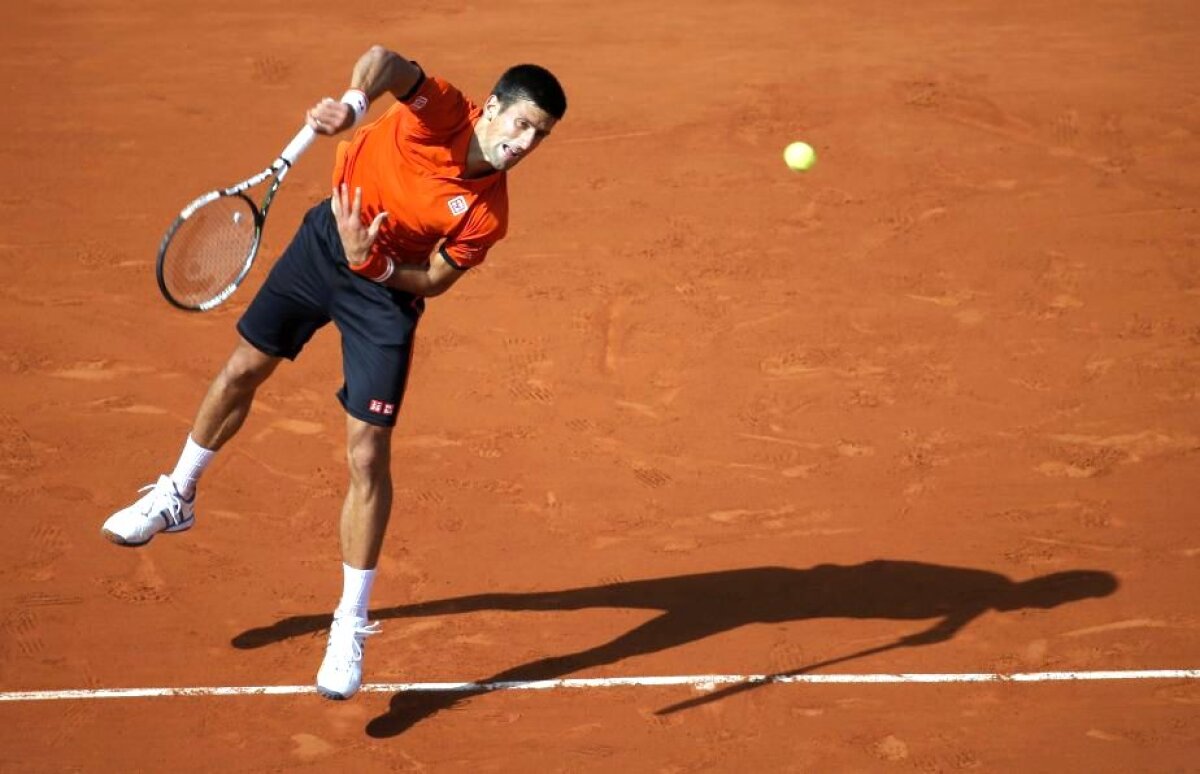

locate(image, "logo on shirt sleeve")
(411, 96), (428, 111)
(447, 195), (468, 217)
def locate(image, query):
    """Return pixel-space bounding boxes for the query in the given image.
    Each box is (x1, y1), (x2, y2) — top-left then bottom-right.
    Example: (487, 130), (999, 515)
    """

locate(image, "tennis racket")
(656, 637), (913, 715)
(155, 125), (317, 311)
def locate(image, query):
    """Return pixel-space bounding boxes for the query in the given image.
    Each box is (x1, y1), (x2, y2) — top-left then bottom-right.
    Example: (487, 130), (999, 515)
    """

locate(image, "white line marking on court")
(1, 670), (1197, 702)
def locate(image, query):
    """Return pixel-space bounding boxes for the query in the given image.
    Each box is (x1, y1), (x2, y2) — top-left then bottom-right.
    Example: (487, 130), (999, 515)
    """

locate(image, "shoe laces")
(327, 618), (381, 663)
(137, 480), (185, 527)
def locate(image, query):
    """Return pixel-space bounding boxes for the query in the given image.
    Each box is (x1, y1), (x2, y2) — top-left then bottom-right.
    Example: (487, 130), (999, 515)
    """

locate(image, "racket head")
(155, 191), (265, 311)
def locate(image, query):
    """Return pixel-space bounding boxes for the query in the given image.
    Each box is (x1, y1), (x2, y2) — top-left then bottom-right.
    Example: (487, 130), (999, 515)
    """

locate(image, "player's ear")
(484, 95), (501, 120)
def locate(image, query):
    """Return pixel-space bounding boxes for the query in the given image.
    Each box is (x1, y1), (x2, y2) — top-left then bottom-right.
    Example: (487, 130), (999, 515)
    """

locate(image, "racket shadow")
(229, 560), (1118, 738)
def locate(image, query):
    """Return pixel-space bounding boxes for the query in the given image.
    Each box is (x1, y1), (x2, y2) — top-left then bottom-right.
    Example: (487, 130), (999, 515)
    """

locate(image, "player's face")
(481, 96), (557, 171)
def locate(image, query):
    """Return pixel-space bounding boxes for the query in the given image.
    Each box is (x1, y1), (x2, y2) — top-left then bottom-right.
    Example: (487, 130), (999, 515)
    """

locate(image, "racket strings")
(160, 196), (259, 307)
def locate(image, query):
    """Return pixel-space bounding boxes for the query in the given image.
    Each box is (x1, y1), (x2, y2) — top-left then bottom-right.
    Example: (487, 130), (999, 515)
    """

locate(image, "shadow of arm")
(896, 608), (982, 646)
(657, 609), (987, 715)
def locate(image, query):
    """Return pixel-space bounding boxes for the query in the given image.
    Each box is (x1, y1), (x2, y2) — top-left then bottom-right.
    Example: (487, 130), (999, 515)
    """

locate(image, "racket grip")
(279, 125), (317, 167)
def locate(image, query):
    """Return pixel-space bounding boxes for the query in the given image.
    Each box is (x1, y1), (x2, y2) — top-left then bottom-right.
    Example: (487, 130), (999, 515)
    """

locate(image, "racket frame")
(156, 125), (316, 312)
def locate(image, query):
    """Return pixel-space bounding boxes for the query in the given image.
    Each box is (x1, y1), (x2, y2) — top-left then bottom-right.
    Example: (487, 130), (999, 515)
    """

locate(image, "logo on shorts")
(411, 96), (428, 111)
(368, 399), (396, 416)
(447, 195), (468, 216)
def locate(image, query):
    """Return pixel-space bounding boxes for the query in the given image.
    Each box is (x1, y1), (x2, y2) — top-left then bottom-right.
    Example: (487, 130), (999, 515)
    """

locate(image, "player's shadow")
(231, 560), (1117, 738)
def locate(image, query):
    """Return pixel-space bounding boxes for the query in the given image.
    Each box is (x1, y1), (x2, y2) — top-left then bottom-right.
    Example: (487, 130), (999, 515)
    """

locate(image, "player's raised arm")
(307, 45), (425, 136)
(350, 45), (424, 104)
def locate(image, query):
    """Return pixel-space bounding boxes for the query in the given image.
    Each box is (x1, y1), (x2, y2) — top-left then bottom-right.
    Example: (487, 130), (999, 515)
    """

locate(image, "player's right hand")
(307, 97), (354, 135)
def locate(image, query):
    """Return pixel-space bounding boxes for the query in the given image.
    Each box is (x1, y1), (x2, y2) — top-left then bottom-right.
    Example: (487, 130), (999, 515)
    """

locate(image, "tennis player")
(101, 44), (566, 700)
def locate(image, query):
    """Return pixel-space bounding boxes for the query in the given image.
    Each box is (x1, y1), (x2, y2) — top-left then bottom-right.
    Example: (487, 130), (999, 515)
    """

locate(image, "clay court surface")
(2, 0), (1198, 770)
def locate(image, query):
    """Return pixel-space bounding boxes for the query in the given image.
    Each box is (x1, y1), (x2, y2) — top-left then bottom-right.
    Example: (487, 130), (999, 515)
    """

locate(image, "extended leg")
(316, 414), (394, 700)
(339, 415), (394, 571)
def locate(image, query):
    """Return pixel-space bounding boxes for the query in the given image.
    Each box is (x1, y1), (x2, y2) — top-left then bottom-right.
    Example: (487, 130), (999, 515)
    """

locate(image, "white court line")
(1, 670), (1197, 702)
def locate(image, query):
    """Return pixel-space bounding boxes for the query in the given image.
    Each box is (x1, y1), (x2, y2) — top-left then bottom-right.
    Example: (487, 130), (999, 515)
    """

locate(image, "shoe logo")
(411, 96), (428, 111)
(447, 195), (468, 217)
(368, 399), (396, 416)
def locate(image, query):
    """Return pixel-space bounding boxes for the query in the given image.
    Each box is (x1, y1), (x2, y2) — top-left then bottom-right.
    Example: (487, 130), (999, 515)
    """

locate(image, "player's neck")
(465, 123), (499, 179)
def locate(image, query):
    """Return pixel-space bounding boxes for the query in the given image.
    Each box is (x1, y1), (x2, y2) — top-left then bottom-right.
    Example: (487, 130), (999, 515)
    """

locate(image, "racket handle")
(278, 125), (317, 167)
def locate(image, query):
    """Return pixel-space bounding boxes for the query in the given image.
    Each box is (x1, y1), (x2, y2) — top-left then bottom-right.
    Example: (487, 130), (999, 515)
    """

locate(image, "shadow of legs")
(366, 689), (486, 738)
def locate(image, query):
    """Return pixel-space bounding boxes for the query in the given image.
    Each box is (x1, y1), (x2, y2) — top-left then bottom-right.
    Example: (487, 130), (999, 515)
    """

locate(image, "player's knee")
(220, 347), (277, 393)
(218, 362), (264, 395)
(346, 429), (390, 483)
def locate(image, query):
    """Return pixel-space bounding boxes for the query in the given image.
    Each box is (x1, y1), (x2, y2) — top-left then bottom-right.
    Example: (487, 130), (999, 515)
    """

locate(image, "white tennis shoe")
(316, 613), (381, 700)
(102, 475), (195, 547)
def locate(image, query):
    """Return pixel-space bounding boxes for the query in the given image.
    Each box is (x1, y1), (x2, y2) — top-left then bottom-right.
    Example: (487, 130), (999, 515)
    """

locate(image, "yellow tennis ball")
(784, 141), (816, 172)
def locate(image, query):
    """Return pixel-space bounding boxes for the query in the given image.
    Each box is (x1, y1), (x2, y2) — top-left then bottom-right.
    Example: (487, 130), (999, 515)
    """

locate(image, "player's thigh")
(329, 269), (422, 427)
(335, 332), (416, 428)
(236, 205), (337, 359)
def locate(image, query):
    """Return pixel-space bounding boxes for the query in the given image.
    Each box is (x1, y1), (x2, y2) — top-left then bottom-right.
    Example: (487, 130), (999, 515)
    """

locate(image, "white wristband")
(372, 257), (395, 283)
(341, 89), (369, 126)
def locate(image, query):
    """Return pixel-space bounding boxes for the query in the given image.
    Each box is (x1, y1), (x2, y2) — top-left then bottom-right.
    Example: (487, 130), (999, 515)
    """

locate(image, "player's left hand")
(306, 97), (354, 135)
(330, 183), (387, 269)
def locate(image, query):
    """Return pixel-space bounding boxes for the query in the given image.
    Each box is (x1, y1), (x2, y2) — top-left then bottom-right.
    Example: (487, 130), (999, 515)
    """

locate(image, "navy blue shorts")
(237, 199), (424, 428)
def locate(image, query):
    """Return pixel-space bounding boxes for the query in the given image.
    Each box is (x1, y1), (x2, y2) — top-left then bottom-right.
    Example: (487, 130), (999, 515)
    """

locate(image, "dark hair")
(491, 64), (567, 120)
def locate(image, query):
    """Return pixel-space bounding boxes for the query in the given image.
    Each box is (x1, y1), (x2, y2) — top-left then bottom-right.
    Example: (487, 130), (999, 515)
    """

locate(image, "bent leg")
(190, 336), (282, 451)
(206, 197), (337, 451)
(101, 336), (281, 546)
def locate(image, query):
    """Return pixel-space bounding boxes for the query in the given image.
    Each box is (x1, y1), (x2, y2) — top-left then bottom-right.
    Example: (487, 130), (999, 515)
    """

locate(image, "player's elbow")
(420, 253), (465, 297)
(422, 268), (464, 297)
(421, 277), (457, 298)
(366, 44), (395, 60)
(363, 45), (407, 75)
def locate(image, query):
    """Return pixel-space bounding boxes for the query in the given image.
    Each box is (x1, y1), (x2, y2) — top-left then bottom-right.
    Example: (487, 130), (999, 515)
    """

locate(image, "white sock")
(337, 564), (376, 619)
(169, 435), (215, 498)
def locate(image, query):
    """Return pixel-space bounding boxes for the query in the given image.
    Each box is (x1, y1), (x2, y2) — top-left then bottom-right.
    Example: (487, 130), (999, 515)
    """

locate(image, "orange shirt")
(331, 75), (508, 276)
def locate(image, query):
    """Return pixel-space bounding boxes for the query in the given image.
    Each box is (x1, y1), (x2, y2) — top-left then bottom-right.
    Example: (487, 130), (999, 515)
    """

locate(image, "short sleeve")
(440, 238), (493, 270)
(440, 196), (507, 269)
(402, 76), (471, 143)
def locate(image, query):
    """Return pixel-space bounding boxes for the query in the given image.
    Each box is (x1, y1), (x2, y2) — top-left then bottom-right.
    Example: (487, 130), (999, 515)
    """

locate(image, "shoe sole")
(316, 685), (355, 701)
(101, 518), (195, 547)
